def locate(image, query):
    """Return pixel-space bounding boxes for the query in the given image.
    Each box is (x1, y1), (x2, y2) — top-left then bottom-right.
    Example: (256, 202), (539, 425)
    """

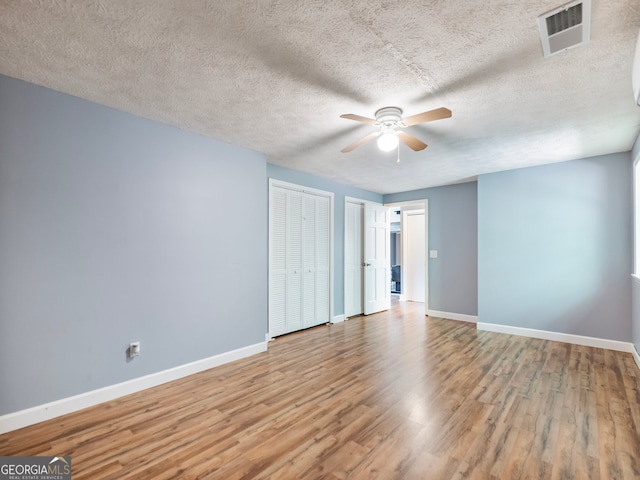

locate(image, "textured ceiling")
(1, 0), (640, 194)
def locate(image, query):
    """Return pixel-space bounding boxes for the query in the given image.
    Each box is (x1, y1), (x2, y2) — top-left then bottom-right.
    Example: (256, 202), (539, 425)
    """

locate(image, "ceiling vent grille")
(538, 0), (591, 58)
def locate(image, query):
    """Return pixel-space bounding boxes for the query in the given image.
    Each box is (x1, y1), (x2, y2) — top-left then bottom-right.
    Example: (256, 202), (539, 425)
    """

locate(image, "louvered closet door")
(269, 186), (303, 337)
(269, 187), (288, 337)
(313, 195), (330, 326)
(303, 195), (317, 329)
(269, 182), (331, 337)
(286, 190), (303, 333)
(302, 194), (330, 328)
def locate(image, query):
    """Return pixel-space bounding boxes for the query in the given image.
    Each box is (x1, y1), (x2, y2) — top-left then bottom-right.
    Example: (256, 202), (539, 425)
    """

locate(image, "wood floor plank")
(1, 300), (639, 479)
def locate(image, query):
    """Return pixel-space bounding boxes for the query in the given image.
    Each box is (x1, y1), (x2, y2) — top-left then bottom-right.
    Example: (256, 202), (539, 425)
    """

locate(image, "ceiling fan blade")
(341, 132), (379, 153)
(340, 113), (379, 125)
(402, 107), (452, 126)
(397, 132), (427, 151)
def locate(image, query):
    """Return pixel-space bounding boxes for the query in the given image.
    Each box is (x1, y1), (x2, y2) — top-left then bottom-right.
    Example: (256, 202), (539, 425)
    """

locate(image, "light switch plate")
(429, 250), (438, 258)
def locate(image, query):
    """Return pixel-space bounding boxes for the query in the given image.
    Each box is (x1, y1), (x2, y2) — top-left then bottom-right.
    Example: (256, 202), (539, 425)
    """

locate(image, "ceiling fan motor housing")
(375, 106), (403, 126)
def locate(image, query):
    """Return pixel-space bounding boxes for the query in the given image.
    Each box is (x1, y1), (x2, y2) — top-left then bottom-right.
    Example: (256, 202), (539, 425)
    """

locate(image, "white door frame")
(385, 199), (429, 314)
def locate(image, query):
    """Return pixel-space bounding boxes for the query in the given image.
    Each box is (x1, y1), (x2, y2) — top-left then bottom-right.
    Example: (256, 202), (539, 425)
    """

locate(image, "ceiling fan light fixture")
(377, 131), (399, 152)
(340, 105), (449, 153)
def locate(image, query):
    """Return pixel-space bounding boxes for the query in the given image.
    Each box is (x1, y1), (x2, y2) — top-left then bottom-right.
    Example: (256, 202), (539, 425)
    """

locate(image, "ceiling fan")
(340, 106), (452, 153)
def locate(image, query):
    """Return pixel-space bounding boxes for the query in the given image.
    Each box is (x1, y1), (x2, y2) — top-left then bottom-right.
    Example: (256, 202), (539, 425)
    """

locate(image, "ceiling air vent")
(538, 0), (591, 58)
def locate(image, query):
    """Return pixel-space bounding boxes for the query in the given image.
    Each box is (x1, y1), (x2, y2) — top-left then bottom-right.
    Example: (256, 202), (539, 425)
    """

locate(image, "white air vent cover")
(538, 0), (591, 58)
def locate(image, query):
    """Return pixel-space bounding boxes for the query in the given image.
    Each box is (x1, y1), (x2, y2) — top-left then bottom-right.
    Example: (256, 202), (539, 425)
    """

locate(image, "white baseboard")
(477, 322), (636, 354)
(428, 310), (478, 323)
(332, 315), (345, 324)
(633, 345), (640, 371)
(0, 341), (267, 435)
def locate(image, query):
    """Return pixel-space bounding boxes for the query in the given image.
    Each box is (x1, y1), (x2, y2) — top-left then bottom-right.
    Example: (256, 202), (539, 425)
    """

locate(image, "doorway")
(344, 198), (391, 318)
(386, 200), (428, 313)
(390, 210), (401, 295)
(403, 209), (426, 303)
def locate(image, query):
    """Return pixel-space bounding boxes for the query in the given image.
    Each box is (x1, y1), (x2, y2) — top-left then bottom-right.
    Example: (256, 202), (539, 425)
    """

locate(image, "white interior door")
(364, 203), (390, 315)
(345, 201), (363, 317)
(405, 211), (425, 302)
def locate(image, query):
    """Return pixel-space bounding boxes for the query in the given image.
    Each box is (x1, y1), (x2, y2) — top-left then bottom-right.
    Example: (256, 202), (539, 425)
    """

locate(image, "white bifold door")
(269, 181), (332, 337)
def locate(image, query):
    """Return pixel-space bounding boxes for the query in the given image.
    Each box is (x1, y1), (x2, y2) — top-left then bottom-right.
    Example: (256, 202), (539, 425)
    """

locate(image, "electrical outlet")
(129, 341), (141, 358)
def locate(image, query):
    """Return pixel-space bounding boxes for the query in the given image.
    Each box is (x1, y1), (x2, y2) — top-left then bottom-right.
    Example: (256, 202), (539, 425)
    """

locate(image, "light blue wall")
(478, 153), (632, 341)
(266, 164), (382, 317)
(384, 182), (478, 316)
(0, 75), (268, 415)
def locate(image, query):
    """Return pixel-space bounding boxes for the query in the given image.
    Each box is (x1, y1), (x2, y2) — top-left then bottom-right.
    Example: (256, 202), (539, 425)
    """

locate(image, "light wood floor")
(2, 301), (640, 479)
